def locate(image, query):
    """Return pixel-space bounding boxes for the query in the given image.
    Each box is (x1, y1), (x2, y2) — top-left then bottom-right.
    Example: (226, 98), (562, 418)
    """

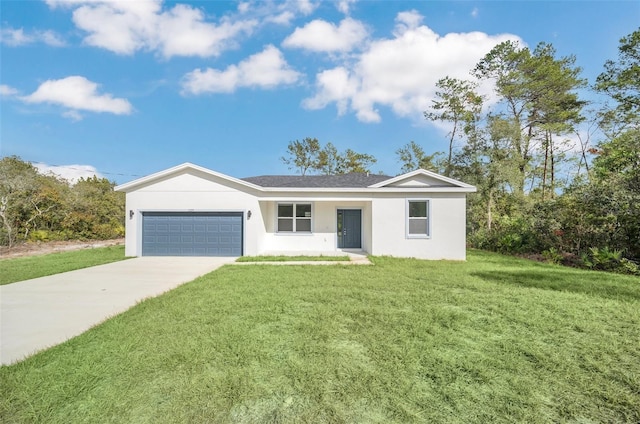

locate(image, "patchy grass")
(1, 250), (639, 423)
(0, 246), (127, 285)
(236, 255), (351, 262)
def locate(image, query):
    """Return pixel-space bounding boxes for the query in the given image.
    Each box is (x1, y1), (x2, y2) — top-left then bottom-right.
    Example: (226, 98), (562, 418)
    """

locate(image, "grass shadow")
(473, 269), (640, 302)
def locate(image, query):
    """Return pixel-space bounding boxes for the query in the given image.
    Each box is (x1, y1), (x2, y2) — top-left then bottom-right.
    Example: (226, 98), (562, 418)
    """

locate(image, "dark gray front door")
(337, 209), (361, 249)
(142, 212), (243, 256)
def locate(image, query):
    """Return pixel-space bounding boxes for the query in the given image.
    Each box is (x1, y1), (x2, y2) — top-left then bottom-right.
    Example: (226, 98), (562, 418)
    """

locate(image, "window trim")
(276, 202), (313, 233)
(406, 199), (430, 239)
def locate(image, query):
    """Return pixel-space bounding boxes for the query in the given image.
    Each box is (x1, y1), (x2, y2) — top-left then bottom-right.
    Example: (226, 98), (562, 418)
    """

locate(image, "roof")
(115, 163), (476, 193)
(242, 173), (392, 188)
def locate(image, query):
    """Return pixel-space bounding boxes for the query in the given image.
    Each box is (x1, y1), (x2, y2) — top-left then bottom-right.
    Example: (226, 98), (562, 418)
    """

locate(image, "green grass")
(1, 250), (639, 423)
(236, 255), (351, 262)
(0, 245), (127, 285)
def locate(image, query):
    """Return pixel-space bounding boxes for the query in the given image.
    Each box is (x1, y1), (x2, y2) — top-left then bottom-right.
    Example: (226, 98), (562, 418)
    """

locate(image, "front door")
(337, 209), (362, 249)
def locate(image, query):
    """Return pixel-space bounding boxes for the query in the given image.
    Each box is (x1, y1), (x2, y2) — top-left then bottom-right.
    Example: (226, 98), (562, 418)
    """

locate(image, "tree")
(408, 32), (638, 272)
(282, 139), (377, 175)
(317, 142), (340, 175)
(0, 156), (125, 246)
(22, 174), (68, 240)
(336, 149), (377, 174)
(424, 77), (483, 176)
(473, 41), (586, 195)
(396, 141), (443, 173)
(65, 176), (125, 239)
(281, 137), (322, 176)
(0, 157), (62, 247)
(595, 28), (640, 127)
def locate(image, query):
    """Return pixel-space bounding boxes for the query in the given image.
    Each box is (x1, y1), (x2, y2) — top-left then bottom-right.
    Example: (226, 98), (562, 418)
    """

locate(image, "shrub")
(580, 247), (640, 276)
(619, 258), (640, 276)
(542, 248), (563, 265)
(28, 230), (50, 242)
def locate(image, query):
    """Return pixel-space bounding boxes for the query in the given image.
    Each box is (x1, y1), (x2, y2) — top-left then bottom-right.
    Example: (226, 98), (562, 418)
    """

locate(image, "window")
(407, 200), (429, 237)
(278, 203), (312, 233)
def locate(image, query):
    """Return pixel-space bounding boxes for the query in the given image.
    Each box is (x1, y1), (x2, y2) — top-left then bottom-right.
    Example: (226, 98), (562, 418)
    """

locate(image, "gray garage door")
(142, 212), (243, 256)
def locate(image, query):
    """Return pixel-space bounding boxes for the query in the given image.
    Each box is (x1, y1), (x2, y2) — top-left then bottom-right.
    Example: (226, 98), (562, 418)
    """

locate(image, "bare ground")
(0, 239), (125, 259)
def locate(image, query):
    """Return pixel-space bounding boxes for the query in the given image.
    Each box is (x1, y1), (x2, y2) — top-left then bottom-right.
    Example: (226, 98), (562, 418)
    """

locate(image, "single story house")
(114, 163), (476, 260)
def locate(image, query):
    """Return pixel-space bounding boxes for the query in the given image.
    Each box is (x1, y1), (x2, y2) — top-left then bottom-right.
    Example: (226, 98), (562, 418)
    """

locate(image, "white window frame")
(406, 199), (430, 238)
(276, 203), (313, 233)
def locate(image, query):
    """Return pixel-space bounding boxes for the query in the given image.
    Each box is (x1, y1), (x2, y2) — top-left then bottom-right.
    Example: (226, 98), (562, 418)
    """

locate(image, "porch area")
(256, 199), (372, 254)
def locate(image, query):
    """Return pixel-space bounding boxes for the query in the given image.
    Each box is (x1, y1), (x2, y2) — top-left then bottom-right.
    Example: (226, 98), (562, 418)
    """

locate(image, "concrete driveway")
(0, 256), (236, 366)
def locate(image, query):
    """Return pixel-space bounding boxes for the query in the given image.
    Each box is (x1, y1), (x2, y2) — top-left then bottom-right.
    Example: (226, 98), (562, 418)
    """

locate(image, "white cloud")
(0, 85), (19, 97)
(337, 0), (357, 14)
(62, 110), (84, 121)
(181, 45), (301, 95)
(237, 2), (250, 14)
(0, 27), (66, 47)
(156, 5), (257, 58)
(282, 17), (368, 53)
(237, 0), (318, 26)
(394, 9), (423, 33)
(1, 28), (32, 46)
(301, 67), (358, 115)
(40, 30), (67, 46)
(303, 11), (521, 123)
(44, 1), (322, 57)
(34, 162), (103, 184)
(267, 11), (296, 25)
(21, 76), (133, 118)
(294, 0), (317, 16)
(45, 0), (257, 58)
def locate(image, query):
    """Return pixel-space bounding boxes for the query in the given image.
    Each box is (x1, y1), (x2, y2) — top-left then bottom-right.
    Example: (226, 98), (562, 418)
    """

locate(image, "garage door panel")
(142, 212), (243, 257)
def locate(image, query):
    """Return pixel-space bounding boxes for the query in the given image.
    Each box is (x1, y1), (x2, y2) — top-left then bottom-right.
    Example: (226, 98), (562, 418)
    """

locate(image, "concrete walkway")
(0, 257), (235, 366)
(233, 251), (372, 266)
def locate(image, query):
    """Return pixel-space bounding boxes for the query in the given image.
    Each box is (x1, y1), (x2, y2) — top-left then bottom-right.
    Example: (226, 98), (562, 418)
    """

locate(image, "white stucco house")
(114, 163), (476, 260)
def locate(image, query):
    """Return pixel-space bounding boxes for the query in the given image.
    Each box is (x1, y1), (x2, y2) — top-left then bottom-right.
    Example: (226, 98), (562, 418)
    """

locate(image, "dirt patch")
(0, 239), (125, 259)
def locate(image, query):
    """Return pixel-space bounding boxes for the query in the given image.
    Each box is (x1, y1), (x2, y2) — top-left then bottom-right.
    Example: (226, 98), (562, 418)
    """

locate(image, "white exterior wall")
(370, 193), (467, 260)
(123, 172), (264, 257)
(259, 201), (371, 253)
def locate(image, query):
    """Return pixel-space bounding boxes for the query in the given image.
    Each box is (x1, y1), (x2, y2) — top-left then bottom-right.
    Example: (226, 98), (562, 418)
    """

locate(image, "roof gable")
(370, 169), (475, 189)
(114, 163), (262, 193)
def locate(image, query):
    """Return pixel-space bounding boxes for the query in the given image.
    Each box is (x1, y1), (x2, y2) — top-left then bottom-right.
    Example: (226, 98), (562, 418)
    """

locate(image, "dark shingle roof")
(242, 173), (392, 188)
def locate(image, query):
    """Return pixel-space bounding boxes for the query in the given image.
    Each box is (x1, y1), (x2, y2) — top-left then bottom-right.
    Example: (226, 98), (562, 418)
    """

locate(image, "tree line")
(281, 138), (378, 176)
(0, 156), (125, 247)
(283, 29), (639, 274)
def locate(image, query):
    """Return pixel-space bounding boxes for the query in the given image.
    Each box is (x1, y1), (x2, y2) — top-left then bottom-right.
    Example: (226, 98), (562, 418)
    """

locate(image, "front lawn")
(0, 245), (127, 285)
(1, 250), (638, 423)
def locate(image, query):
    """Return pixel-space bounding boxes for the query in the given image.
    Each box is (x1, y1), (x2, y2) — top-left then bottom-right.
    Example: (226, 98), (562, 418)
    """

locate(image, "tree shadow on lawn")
(472, 269), (640, 302)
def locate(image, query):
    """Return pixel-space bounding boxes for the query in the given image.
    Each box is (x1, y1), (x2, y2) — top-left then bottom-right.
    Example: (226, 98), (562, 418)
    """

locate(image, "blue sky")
(1, 0), (638, 184)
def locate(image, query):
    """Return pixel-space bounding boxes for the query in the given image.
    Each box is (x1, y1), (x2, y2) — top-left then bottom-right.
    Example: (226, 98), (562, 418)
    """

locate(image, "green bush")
(28, 230), (50, 242)
(581, 247), (640, 276)
(620, 258), (640, 276)
(468, 215), (540, 254)
(542, 248), (563, 265)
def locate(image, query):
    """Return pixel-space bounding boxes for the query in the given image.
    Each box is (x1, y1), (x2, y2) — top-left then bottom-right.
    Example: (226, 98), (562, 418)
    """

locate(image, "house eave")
(258, 187), (477, 194)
